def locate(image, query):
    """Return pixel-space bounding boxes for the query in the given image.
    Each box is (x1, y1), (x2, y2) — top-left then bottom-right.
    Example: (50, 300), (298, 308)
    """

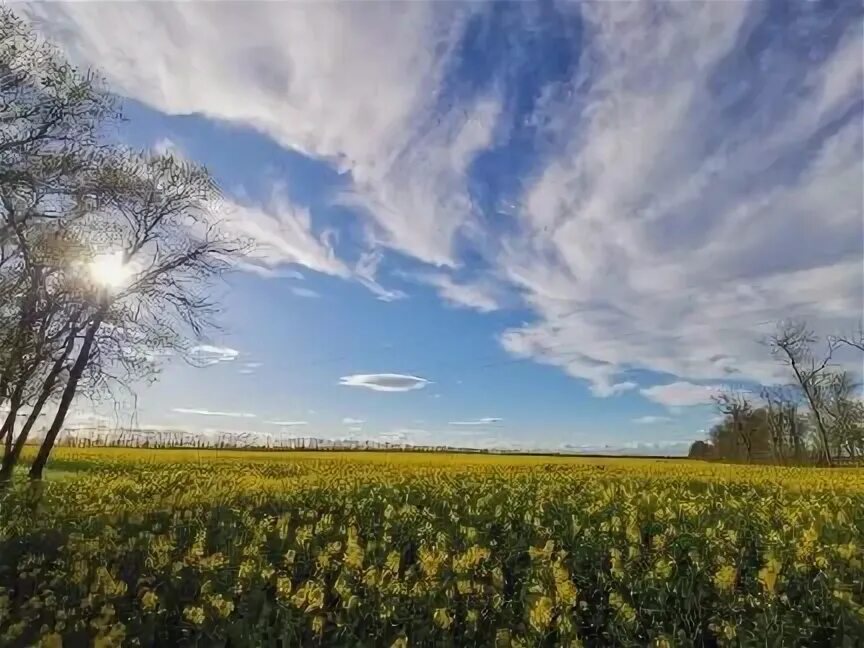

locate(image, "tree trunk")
(788, 362), (833, 466)
(0, 381), (26, 458)
(1, 406), (16, 459)
(28, 315), (102, 481)
(0, 371), (9, 419)
(0, 330), (76, 486)
(809, 402), (834, 466)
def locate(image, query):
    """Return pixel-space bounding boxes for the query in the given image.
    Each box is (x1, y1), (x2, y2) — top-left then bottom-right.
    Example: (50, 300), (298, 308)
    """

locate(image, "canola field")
(1, 448), (863, 647)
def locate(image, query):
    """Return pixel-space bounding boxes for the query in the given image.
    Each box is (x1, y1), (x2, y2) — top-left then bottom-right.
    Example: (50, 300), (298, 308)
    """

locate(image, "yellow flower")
(39, 632), (63, 648)
(609, 592), (636, 624)
(758, 556), (782, 595)
(553, 562), (579, 607)
(183, 605), (206, 626)
(528, 596), (554, 632)
(385, 550), (401, 574)
(208, 594), (234, 619)
(311, 615), (325, 635)
(713, 565), (737, 593)
(495, 628), (511, 647)
(344, 532), (365, 570)
(140, 590), (159, 612)
(610, 548), (625, 580)
(456, 578), (472, 595)
(93, 623), (126, 648)
(276, 576), (293, 602)
(238, 560), (256, 580)
(433, 607), (453, 630)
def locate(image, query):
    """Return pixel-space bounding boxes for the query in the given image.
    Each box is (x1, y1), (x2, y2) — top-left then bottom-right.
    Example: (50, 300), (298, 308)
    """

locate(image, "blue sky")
(25, 1), (863, 453)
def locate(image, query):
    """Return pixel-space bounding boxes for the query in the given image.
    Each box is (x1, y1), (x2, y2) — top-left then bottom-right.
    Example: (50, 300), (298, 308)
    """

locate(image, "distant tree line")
(0, 9), (243, 485)
(689, 322), (864, 465)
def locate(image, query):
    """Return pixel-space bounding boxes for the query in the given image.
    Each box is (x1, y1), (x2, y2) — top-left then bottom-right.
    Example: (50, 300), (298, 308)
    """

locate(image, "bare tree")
(832, 321), (864, 354)
(820, 371), (864, 460)
(712, 390), (754, 462)
(0, 7), (118, 482)
(0, 227), (92, 479)
(27, 153), (243, 479)
(0, 11), (246, 482)
(0, 318), (79, 482)
(769, 321), (839, 466)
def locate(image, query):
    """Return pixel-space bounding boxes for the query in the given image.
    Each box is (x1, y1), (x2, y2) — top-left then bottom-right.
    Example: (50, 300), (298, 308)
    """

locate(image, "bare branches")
(0, 8), (243, 481)
(832, 321), (864, 354)
(769, 321), (838, 466)
(712, 390), (755, 462)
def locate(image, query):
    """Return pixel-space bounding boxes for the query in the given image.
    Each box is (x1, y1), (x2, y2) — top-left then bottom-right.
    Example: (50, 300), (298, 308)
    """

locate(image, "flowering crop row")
(1, 449), (862, 646)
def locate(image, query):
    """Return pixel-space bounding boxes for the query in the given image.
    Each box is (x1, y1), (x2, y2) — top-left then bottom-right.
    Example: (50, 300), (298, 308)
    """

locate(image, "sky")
(19, 1), (864, 453)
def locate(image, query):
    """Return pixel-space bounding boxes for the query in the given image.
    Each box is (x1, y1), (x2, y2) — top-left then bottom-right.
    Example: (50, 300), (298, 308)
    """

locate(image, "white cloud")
(188, 345), (240, 366)
(220, 192), (350, 279)
(640, 382), (722, 408)
(338, 373), (429, 392)
(632, 415), (673, 425)
(29, 2), (491, 283)
(497, 3), (862, 394)
(448, 417), (502, 426)
(219, 191), (407, 300)
(342, 417), (365, 425)
(152, 136), (179, 156)
(173, 408), (257, 419)
(340, 96), (501, 266)
(289, 286), (321, 299)
(30, 3), (862, 396)
(411, 273), (503, 313)
(354, 250), (407, 302)
(264, 420), (308, 427)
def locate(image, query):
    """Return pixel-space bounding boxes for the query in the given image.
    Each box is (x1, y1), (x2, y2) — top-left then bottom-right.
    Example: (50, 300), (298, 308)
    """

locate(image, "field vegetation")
(1, 449), (863, 646)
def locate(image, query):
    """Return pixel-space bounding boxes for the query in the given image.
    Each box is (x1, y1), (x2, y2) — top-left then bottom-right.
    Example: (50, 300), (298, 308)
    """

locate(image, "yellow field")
(2, 448), (863, 646)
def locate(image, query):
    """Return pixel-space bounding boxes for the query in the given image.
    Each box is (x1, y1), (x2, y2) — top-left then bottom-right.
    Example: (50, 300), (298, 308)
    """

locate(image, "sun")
(89, 251), (132, 289)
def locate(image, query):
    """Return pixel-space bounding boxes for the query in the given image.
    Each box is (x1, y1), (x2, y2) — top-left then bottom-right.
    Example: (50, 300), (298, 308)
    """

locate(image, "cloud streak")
(632, 415), (673, 425)
(448, 417), (503, 426)
(289, 286), (321, 299)
(640, 382), (722, 408)
(339, 373), (430, 392)
(188, 345), (239, 366)
(173, 408), (257, 419)
(411, 273), (503, 313)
